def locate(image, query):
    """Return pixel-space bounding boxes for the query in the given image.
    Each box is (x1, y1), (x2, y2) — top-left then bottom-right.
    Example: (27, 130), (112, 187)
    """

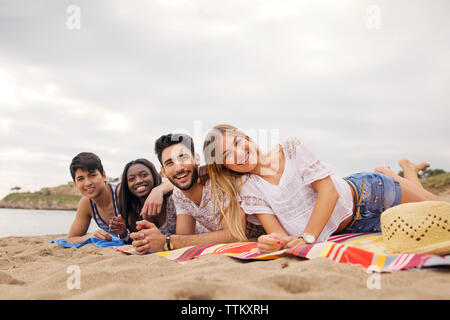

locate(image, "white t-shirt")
(239, 137), (353, 242)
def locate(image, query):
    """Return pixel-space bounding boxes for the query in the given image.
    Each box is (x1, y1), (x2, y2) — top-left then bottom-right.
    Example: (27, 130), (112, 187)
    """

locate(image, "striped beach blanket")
(115, 232), (450, 273)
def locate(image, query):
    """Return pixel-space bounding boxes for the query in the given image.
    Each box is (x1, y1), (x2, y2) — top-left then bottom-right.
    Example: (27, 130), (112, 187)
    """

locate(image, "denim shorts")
(339, 172), (402, 234)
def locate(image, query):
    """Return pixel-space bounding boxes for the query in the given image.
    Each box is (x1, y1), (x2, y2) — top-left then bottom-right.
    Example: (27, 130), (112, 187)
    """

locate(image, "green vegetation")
(398, 168), (447, 179)
(1, 182), (82, 210)
(420, 172), (450, 191)
(398, 168), (449, 192)
(1, 192), (81, 210)
(0, 178), (119, 210)
(3, 192), (81, 205)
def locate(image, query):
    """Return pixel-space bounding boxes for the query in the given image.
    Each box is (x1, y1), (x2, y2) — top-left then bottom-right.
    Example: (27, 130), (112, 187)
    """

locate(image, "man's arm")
(172, 207), (249, 248)
(171, 228), (237, 249)
(131, 215), (242, 254)
(140, 180), (174, 219)
(176, 214), (196, 235)
(66, 197), (93, 243)
(67, 197), (113, 243)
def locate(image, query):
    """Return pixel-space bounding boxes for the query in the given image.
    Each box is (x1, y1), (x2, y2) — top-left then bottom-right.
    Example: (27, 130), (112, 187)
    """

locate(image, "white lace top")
(239, 137), (353, 242)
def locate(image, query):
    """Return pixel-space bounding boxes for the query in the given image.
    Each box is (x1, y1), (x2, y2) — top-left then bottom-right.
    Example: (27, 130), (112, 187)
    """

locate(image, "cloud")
(0, 0), (449, 199)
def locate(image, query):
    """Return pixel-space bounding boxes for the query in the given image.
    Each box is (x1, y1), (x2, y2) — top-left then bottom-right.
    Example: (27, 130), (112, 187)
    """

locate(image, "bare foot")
(398, 158), (430, 173)
(415, 162), (431, 172)
(374, 165), (392, 175)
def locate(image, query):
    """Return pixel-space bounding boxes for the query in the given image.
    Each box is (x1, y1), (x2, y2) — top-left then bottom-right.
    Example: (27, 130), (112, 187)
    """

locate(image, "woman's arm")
(256, 214), (289, 237)
(255, 214), (292, 253)
(280, 176), (339, 249)
(303, 176), (339, 240)
(255, 176), (339, 252)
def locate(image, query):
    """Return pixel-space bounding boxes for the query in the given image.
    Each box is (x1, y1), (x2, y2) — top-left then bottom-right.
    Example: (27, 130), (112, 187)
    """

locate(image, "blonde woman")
(203, 124), (439, 253)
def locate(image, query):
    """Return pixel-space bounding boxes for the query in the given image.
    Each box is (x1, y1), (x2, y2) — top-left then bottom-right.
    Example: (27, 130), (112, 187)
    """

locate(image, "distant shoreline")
(1, 173), (448, 211)
(0, 207), (76, 212)
(0, 193), (80, 211)
(0, 183), (81, 211)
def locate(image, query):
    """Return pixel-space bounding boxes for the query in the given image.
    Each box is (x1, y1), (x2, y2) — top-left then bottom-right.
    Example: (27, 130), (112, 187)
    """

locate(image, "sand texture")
(0, 234), (449, 300)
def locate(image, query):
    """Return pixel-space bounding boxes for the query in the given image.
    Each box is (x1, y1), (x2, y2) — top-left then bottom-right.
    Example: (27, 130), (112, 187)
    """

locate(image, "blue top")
(89, 183), (120, 234)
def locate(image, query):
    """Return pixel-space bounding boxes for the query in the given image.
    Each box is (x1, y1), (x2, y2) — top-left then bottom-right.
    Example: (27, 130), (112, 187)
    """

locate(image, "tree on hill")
(10, 186), (21, 192)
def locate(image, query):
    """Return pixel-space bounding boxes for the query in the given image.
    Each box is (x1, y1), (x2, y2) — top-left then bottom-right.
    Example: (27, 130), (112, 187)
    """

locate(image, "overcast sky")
(0, 0), (449, 199)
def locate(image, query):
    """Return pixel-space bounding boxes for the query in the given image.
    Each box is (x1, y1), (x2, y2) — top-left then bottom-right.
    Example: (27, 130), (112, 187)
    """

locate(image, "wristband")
(119, 229), (130, 243)
(164, 234), (173, 251)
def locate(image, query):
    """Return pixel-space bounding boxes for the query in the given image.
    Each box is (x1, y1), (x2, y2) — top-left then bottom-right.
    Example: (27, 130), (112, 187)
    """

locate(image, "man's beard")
(169, 165), (198, 191)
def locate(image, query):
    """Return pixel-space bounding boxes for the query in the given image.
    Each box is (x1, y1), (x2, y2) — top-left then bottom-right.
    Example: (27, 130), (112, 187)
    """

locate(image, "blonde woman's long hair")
(203, 124), (261, 241)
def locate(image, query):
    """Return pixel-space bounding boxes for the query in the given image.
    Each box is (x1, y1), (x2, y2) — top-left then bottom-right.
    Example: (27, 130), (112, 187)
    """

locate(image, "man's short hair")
(70, 152), (104, 180)
(154, 133), (195, 166)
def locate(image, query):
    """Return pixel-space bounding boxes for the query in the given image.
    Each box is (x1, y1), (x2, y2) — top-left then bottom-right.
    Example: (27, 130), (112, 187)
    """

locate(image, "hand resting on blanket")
(257, 233), (307, 253)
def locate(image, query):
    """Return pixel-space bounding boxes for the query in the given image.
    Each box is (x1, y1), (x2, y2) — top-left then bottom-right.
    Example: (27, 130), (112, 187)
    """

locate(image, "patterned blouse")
(172, 179), (222, 232)
(172, 179), (264, 238)
(159, 195), (177, 235)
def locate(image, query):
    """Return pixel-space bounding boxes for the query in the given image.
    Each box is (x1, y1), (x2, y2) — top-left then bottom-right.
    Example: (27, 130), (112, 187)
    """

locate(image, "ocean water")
(0, 208), (96, 238)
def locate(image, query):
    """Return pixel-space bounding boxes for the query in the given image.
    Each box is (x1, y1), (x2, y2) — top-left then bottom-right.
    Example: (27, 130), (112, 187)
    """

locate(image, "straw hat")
(381, 201), (450, 255)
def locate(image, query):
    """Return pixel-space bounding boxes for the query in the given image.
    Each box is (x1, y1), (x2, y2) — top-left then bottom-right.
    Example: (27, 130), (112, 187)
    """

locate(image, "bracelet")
(164, 234), (173, 251)
(119, 229), (130, 242)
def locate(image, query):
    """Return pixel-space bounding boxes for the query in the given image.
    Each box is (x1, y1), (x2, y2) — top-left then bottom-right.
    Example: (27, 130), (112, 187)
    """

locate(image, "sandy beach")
(1, 233), (449, 300)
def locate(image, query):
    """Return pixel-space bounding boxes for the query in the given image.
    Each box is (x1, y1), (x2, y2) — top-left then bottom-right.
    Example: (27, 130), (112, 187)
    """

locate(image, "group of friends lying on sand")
(66, 124), (439, 254)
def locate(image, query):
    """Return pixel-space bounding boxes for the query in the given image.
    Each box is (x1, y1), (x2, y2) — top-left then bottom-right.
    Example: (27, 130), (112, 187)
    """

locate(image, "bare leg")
(374, 161), (439, 203)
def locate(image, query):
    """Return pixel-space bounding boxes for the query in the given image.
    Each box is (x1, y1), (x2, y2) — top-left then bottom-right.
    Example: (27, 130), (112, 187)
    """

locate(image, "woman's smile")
(134, 183), (149, 193)
(127, 163), (154, 198)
